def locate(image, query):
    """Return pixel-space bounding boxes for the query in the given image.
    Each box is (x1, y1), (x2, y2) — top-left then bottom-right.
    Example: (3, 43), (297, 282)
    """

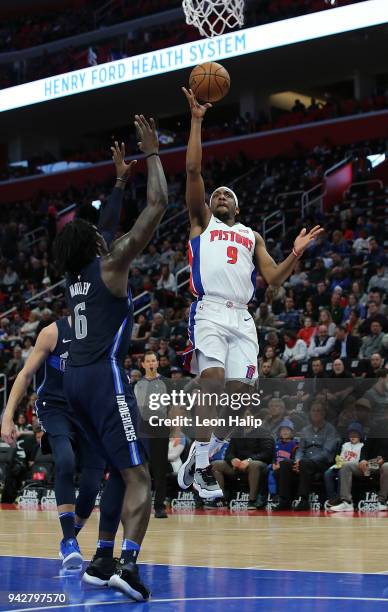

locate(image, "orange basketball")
(189, 61), (230, 103)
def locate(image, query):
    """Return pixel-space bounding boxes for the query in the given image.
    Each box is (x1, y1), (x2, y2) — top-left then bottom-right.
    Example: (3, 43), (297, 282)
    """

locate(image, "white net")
(182, 0), (244, 38)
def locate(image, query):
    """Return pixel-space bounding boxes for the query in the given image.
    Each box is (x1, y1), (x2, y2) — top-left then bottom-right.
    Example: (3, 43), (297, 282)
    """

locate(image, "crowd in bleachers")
(0, 0), (364, 89)
(0, 131), (387, 510)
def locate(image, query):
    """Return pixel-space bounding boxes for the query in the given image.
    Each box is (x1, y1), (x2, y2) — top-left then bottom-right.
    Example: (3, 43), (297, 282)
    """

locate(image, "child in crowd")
(324, 422), (364, 506)
(268, 419), (298, 506)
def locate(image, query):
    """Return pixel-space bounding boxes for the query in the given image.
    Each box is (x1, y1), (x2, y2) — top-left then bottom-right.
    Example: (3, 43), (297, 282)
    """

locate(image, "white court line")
(8, 595), (388, 612)
(1, 555), (386, 576)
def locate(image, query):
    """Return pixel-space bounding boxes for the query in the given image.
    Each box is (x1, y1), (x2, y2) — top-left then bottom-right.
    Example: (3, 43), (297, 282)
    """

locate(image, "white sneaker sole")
(177, 442), (196, 490)
(328, 506), (354, 512)
(82, 572), (109, 586)
(193, 481), (223, 500)
(108, 574), (148, 601)
(61, 551), (83, 569)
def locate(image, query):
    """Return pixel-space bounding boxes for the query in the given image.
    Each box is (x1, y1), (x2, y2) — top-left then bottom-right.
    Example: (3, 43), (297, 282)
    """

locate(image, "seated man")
(283, 402), (338, 510)
(212, 417), (274, 510)
(329, 420), (388, 512)
(363, 369), (388, 419)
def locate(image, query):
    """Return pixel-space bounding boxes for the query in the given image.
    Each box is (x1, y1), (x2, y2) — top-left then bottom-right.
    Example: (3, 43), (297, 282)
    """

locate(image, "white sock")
(195, 441), (210, 469)
(208, 433), (224, 458)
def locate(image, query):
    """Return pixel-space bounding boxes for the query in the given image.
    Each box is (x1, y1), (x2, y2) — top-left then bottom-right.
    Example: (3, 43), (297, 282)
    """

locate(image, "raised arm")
(182, 87), (212, 237)
(254, 226), (323, 287)
(102, 115), (168, 295)
(1, 323), (57, 445)
(98, 141), (137, 247)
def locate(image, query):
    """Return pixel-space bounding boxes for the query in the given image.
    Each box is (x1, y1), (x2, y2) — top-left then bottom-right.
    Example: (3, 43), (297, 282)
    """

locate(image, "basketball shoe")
(82, 556), (118, 586)
(108, 562), (150, 601)
(59, 538), (83, 569)
(177, 441), (196, 489)
(193, 466), (223, 499)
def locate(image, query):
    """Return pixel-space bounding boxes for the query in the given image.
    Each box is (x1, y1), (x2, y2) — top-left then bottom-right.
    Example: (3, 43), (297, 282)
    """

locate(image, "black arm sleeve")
(98, 186), (124, 248)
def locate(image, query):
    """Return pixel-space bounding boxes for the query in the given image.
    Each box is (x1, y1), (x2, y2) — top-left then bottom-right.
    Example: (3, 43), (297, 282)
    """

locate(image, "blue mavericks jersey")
(37, 317), (71, 407)
(66, 257), (133, 366)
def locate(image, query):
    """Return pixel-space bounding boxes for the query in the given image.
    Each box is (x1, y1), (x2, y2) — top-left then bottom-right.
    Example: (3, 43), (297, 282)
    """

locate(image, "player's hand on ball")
(1, 415), (17, 446)
(134, 115), (159, 156)
(182, 87), (212, 119)
(293, 225), (324, 256)
(111, 140), (137, 180)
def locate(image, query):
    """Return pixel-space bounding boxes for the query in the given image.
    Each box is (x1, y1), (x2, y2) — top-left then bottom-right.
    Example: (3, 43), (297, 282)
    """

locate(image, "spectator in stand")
(364, 353), (386, 377)
(293, 402), (339, 510)
(143, 244), (161, 273)
(259, 345), (287, 378)
(277, 296), (300, 330)
(129, 267), (144, 295)
(308, 324), (335, 359)
(158, 337), (177, 366)
(363, 370), (388, 417)
(366, 237), (385, 274)
(255, 302), (277, 329)
(20, 312), (40, 338)
(265, 331), (282, 357)
(368, 264), (388, 293)
(308, 259), (327, 285)
(342, 293), (366, 322)
(331, 325), (361, 360)
(326, 359), (355, 418)
(297, 316), (316, 347)
(318, 309), (336, 336)
(330, 230), (351, 256)
(158, 355), (171, 378)
(14, 412), (33, 434)
(303, 297), (318, 322)
(130, 369), (142, 385)
(286, 261), (308, 290)
(313, 282), (332, 311)
(212, 415), (274, 510)
(305, 357), (327, 396)
(359, 321), (385, 359)
(360, 301), (388, 334)
(6, 346), (24, 384)
(368, 289), (388, 317)
(328, 419), (388, 512)
(344, 308), (364, 337)
(150, 312), (171, 339)
(282, 330), (307, 372)
(131, 313), (151, 349)
(35, 310), (54, 336)
(157, 264), (177, 292)
(21, 337), (33, 363)
(324, 422), (364, 505)
(329, 291), (344, 325)
(264, 398), (287, 436)
(2, 265), (19, 288)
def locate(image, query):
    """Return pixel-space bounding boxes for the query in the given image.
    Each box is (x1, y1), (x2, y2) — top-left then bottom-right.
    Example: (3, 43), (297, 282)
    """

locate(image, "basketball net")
(182, 0), (244, 38)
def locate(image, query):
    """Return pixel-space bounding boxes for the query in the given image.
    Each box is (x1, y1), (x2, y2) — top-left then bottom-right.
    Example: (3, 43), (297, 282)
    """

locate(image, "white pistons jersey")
(188, 215), (256, 305)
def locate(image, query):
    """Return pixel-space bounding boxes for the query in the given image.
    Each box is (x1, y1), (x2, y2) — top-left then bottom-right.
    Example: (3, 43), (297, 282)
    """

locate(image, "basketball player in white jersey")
(178, 87), (323, 499)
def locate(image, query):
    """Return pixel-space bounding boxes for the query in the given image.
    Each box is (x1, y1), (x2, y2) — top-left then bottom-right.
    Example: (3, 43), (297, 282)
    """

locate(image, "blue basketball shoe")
(59, 538), (83, 569)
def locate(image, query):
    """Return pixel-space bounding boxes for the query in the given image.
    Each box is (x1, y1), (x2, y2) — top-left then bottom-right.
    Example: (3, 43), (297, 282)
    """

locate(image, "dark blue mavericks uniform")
(64, 258), (146, 470)
(35, 317), (105, 472)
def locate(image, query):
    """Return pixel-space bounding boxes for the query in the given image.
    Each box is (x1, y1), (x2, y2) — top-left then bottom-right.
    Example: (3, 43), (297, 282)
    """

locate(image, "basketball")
(189, 61), (230, 103)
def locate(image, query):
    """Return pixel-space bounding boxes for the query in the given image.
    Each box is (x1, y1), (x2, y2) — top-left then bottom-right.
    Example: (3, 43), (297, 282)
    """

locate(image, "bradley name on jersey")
(69, 282), (91, 297)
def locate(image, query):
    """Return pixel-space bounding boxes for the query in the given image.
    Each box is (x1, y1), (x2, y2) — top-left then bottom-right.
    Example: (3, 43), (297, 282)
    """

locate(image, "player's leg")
(74, 427), (105, 538)
(108, 464), (152, 600)
(37, 405), (83, 569)
(83, 466), (125, 586)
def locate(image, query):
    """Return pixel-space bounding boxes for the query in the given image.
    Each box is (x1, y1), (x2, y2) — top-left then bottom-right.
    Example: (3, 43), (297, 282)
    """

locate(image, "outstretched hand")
(134, 114), (159, 156)
(111, 140), (137, 180)
(182, 87), (212, 119)
(294, 225), (324, 256)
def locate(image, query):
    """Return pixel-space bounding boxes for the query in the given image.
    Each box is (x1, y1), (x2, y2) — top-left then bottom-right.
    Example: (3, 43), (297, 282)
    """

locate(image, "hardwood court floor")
(1, 506), (387, 574)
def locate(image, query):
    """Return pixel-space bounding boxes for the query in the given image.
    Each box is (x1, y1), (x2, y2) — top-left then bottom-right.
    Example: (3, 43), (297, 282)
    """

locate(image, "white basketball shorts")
(182, 296), (259, 381)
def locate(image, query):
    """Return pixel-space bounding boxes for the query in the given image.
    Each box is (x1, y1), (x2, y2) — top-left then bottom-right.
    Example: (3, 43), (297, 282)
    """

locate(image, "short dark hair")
(143, 351), (158, 360)
(54, 219), (98, 276)
(312, 357), (323, 365)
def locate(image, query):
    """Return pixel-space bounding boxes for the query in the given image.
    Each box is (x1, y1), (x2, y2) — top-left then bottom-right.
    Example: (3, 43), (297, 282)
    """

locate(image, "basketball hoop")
(182, 0), (244, 38)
